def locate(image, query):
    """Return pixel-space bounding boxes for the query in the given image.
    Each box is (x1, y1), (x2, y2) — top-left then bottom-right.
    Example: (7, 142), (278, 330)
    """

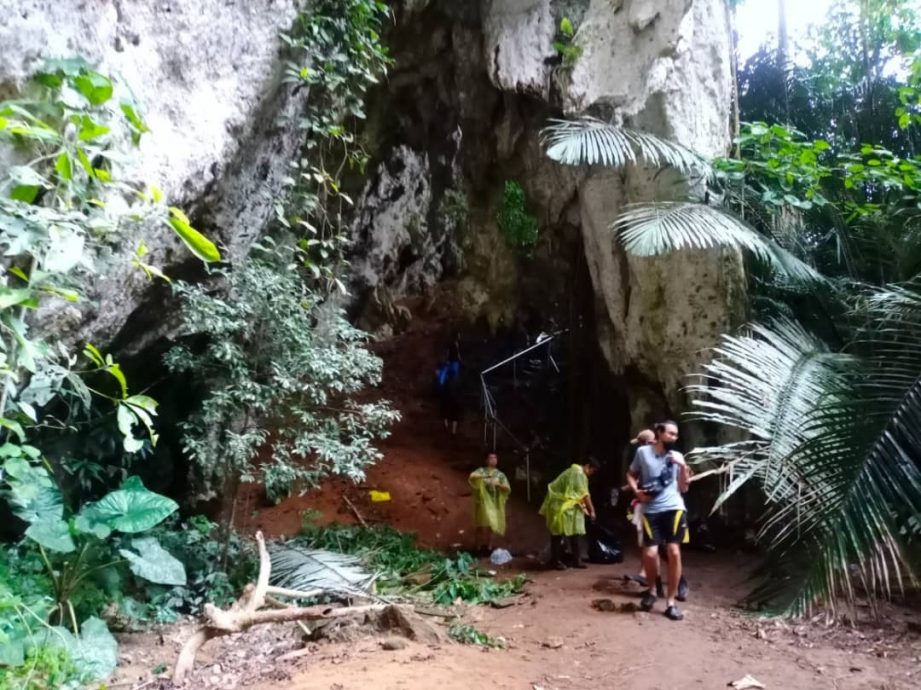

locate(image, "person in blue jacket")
(436, 341), (462, 438)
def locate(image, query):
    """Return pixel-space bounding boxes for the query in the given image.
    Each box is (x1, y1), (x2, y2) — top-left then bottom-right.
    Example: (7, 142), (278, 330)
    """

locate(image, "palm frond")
(687, 299), (921, 616)
(612, 202), (825, 284)
(540, 118), (706, 174)
(269, 543), (377, 598)
(687, 318), (842, 516)
(865, 277), (921, 325)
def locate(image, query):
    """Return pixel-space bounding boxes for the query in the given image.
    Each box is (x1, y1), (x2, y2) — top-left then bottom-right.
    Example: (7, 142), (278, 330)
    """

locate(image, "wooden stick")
(266, 596), (312, 637)
(204, 603), (386, 631)
(277, 647), (314, 663)
(343, 494), (368, 527)
(174, 531), (271, 683)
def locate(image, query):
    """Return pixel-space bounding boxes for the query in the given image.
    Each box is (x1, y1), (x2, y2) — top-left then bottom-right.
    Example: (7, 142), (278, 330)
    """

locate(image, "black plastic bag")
(586, 521), (624, 564)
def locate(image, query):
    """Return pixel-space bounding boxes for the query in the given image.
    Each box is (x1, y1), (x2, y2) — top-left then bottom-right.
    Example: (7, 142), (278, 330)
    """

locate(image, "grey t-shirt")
(629, 445), (686, 514)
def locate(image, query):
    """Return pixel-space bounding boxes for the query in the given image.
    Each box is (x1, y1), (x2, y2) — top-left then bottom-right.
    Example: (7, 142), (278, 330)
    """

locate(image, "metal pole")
(479, 330), (566, 377)
(481, 375), (486, 446)
(525, 449), (531, 503)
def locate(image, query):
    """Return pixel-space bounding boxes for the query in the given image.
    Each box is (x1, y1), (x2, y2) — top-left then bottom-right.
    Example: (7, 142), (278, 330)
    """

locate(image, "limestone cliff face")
(0, 0), (743, 437)
(351, 0), (745, 434)
(0, 0), (302, 349)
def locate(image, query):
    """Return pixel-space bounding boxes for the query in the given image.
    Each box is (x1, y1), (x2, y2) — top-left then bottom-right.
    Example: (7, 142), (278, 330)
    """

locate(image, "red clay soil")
(243, 306), (550, 554)
(241, 448), (921, 690)
(244, 412), (549, 555)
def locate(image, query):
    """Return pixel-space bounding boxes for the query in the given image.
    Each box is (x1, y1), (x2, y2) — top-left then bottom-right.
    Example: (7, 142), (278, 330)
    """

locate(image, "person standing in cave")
(627, 428), (656, 574)
(623, 429), (688, 601)
(539, 457), (599, 569)
(627, 420), (691, 621)
(468, 452), (511, 555)
(435, 340), (462, 439)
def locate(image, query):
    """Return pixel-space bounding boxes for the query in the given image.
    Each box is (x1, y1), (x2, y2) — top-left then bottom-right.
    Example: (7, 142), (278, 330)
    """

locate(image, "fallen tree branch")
(173, 531), (382, 683)
(343, 494), (368, 527)
(265, 595), (319, 637)
(206, 603), (386, 631)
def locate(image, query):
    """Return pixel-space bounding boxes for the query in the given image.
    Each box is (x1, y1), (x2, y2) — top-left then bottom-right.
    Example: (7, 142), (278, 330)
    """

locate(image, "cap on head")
(583, 456), (601, 474)
(630, 429), (655, 445)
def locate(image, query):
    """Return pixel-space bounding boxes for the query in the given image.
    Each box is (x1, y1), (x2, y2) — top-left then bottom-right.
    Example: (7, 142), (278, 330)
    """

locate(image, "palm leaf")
(687, 318), (843, 519)
(612, 201), (825, 284)
(540, 117), (706, 174)
(687, 294), (921, 616)
(269, 543), (377, 598)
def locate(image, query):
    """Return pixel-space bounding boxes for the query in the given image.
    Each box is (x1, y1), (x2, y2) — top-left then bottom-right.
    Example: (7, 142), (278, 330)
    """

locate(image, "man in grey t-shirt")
(627, 420), (691, 620)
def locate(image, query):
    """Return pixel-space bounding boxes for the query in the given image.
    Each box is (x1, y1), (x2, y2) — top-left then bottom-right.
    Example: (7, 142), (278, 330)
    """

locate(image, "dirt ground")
(242, 309), (550, 555)
(118, 428), (921, 690)
(261, 556), (921, 690)
(112, 552), (921, 690)
(112, 317), (921, 690)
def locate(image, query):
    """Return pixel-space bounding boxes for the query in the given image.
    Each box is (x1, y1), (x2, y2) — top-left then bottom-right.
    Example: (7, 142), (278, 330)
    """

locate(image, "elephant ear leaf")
(39, 617), (117, 682)
(75, 476), (177, 536)
(3, 459), (76, 553)
(25, 518), (75, 553)
(119, 536), (187, 586)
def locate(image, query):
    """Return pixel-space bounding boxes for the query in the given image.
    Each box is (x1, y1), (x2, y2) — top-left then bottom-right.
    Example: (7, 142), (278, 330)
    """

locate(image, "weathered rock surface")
(565, 0), (746, 419)
(1, 0), (744, 439)
(351, 0), (744, 434)
(0, 0), (302, 347)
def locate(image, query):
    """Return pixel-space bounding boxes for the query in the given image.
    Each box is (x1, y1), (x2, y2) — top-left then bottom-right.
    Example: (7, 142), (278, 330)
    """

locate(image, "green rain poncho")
(539, 464), (589, 536)
(468, 467), (510, 535)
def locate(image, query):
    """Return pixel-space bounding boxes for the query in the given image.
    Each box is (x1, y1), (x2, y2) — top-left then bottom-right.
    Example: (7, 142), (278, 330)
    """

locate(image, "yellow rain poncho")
(539, 464), (589, 536)
(468, 467), (510, 535)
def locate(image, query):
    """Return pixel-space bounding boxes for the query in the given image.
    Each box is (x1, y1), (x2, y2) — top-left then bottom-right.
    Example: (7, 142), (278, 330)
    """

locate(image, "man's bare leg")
(451, 420), (457, 436)
(665, 543), (682, 604)
(641, 545), (659, 592)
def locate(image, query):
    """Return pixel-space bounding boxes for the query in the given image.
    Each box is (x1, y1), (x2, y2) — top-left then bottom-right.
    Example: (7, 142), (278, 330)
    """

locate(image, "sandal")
(640, 591), (657, 612)
(677, 576), (689, 602)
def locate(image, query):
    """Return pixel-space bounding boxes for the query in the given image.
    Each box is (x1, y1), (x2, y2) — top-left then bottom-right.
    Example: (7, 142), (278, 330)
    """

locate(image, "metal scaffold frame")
(479, 331), (564, 502)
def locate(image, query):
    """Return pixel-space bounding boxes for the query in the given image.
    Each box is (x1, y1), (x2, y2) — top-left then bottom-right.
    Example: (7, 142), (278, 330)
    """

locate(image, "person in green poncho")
(539, 458), (599, 569)
(468, 452), (511, 555)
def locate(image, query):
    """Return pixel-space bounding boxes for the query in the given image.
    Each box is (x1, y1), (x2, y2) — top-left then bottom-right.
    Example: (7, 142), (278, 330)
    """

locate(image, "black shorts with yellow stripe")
(642, 509), (689, 547)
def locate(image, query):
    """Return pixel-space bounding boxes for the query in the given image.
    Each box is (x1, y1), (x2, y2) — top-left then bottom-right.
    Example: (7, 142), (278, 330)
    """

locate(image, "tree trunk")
(728, 0), (741, 157)
(777, 0), (791, 124)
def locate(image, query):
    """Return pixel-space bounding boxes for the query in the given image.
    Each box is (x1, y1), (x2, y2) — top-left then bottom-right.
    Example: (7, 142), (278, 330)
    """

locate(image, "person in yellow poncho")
(468, 452), (510, 555)
(539, 457), (599, 569)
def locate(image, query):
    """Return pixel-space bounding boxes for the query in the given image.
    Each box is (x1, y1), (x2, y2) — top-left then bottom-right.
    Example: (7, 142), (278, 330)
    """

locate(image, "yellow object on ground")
(369, 490), (391, 502)
(538, 464), (589, 536)
(468, 467), (510, 535)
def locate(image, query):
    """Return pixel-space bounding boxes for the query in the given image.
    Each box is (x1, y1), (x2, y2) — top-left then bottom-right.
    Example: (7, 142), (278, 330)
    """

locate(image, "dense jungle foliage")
(1, 0), (919, 686)
(545, 0), (921, 616)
